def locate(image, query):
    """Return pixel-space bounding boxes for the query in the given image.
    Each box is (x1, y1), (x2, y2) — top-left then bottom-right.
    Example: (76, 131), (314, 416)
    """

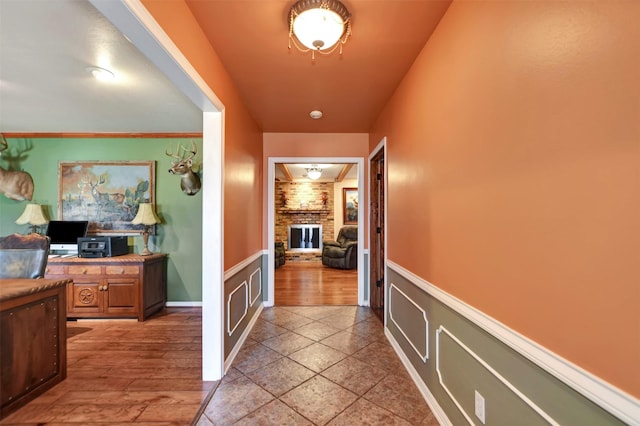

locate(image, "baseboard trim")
(224, 303), (263, 373)
(387, 260), (639, 425)
(166, 301), (202, 307)
(385, 327), (452, 426)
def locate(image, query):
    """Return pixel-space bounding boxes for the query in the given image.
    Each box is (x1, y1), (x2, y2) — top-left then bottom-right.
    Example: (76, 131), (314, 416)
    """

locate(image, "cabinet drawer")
(105, 265), (139, 275)
(45, 265), (66, 275)
(68, 265), (102, 275)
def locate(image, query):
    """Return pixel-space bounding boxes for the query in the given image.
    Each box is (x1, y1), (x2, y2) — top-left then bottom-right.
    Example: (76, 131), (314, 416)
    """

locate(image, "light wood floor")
(0, 307), (213, 425)
(275, 260), (358, 305)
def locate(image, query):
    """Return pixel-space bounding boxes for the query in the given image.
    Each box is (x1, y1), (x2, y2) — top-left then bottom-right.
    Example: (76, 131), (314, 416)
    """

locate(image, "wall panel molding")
(227, 281), (248, 336)
(385, 328), (452, 426)
(249, 268), (262, 307)
(389, 283), (428, 362)
(387, 261), (639, 425)
(436, 326), (559, 425)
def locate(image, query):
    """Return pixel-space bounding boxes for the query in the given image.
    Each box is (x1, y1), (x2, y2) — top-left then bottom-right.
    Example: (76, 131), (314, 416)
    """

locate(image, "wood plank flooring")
(275, 261), (358, 305)
(1, 262), (358, 424)
(0, 307), (213, 425)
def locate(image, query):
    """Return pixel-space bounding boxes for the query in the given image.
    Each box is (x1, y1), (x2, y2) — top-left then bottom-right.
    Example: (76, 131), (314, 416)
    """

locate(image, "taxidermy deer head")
(166, 141), (202, 196)
(0, 135), (35, 201)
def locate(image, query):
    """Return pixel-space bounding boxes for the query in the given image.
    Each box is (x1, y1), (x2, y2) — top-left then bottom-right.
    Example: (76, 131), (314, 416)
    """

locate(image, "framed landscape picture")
(343, 187), (358, 224)
(58, 161), (155, 234)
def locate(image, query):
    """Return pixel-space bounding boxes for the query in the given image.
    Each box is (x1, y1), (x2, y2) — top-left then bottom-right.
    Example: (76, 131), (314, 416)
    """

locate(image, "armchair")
(0, 233), (51, 279)
(321, 225), (358, 270)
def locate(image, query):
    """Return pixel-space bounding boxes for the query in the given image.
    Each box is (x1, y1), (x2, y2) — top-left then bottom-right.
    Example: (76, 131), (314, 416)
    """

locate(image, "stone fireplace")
(275, 181), (334, 262)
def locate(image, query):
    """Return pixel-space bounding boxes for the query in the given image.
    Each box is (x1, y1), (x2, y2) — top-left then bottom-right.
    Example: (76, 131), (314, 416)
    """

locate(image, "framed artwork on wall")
(343, 187), (358, 224)
(58, 161), (155, 234)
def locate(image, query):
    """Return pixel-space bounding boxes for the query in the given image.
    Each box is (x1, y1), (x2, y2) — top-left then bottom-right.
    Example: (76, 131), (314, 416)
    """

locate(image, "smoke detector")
(309, 110), (323, 119)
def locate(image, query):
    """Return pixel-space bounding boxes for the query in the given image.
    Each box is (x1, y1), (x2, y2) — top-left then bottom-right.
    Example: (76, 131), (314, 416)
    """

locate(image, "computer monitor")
(45, 220), (89, 252)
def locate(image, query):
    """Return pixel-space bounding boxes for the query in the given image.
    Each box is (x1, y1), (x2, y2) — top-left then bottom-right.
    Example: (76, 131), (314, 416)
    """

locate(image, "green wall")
(0, 137), (203, 302)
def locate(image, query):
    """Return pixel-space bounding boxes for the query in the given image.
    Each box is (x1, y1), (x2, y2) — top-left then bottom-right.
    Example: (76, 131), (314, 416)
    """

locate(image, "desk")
(45, 253), (166, 321)
(0, 278), (69, 419)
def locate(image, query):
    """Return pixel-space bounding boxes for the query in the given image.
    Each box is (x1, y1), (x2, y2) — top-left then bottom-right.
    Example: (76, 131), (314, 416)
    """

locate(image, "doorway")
(369, 140), (386, 321)
(267, 157), (365, 307)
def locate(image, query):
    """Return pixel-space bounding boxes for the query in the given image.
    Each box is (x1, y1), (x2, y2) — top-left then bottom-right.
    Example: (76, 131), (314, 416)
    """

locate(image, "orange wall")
(142, 0), (263, 270)
(263, 133), (369, 247)
(370, 1), (639, 396)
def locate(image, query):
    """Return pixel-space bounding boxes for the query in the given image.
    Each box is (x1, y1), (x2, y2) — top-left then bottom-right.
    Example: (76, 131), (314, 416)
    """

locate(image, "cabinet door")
(104, 278), (138, 315)
(68, 280), (103, 314)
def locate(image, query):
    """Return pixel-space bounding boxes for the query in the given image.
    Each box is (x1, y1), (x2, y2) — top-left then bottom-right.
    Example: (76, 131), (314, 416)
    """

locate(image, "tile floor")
(195, 306), (439, 425)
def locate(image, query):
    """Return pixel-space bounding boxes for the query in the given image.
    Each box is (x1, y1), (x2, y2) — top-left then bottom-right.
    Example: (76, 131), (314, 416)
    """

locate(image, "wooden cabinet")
(0, 278), (69, 419)
(45, 253), (166, 321)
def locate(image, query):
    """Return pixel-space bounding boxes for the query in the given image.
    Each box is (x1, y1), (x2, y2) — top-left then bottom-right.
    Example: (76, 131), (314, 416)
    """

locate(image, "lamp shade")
(131, 203), (160, 226)
(15, 204), (49, 226)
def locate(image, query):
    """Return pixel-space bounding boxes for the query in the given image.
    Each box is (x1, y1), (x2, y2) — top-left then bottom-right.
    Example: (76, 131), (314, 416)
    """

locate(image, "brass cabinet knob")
(82, 268), (87, 274)
(120, 268), (125, 274)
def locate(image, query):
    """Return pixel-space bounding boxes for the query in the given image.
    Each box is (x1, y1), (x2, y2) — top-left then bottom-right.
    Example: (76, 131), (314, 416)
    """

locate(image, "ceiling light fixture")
(306, 168), (322, 180)
(288, 0), (352, 60)
(86, 66), (115, 81)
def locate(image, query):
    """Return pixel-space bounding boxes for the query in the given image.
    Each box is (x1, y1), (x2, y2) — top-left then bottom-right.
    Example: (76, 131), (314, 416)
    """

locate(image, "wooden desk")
(0, 278), (69, 419)
(45, 253), (167, 321)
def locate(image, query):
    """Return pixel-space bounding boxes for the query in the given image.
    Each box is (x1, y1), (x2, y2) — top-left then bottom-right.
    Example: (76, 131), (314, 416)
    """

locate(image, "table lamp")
(131, 203), (160, 255)
(15, 203), (49, 234)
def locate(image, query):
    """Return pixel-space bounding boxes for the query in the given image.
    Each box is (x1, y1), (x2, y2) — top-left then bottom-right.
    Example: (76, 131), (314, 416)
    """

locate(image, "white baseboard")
(165, 301), (202, 307)
(385, 328), (452, 426)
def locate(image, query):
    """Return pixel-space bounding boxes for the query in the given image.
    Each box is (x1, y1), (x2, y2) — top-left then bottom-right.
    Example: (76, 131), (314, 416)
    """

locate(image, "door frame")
(368, 138), (387, 322)
(267, 156), (365, 306)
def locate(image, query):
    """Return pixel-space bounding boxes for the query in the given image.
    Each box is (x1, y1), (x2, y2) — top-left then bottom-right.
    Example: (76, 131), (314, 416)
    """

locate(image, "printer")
(78, 236), (129, 258)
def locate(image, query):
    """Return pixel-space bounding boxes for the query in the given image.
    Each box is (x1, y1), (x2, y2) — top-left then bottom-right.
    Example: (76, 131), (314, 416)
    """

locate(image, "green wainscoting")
(386, 267), (627, 426)
(0, 137), (203, 302)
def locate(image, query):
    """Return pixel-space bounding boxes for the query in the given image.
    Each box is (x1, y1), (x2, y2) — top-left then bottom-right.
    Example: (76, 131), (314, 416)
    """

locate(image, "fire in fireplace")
(288, 224), (322, 251)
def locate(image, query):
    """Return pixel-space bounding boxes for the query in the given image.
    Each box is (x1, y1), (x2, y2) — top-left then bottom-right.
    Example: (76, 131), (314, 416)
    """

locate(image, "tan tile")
(261, 331), (315, 355)
(248, 319), (289, 342)
(327, 398), (412, 425)
(203, 376), (274, 424)
(280, 376), (357, 425)
(232, 343), (282, 374)
(234, 399), (313, 425)
(321, 330), (375, 354)
(363, 374), (433, 424)
(318, 313), (364, 330)
(352, 341), (404, 372)
(293, 321), (341, 341)
(346, 318), (385, 339)
(288, 343), (348, 372)
(246, 357), (315, 396)
(321, 357), (388, 395)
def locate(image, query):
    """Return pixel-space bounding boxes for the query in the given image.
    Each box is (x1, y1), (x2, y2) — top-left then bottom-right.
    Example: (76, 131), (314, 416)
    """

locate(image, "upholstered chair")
(0, 233), (51, 279)
(321, 225), (358, 270)
(274, 241), (286, 268)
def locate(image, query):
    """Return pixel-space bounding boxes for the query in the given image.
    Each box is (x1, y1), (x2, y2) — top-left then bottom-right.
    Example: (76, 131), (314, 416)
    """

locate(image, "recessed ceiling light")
(309, 110), (323, 119)
(86, 66), (115, 81)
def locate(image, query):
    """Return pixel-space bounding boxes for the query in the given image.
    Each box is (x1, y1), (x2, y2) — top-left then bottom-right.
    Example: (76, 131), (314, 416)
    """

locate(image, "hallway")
(195, 305), (439, 425)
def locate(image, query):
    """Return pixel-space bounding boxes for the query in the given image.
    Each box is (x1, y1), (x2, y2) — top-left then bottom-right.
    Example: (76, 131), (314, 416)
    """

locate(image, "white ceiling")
(0, 0), (202, 133)
(276, 162), (357, 181)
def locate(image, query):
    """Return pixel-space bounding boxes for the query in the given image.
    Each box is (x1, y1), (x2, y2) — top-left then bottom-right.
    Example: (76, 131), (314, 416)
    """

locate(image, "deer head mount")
(166, 141), (202, 196)
(0, 135), (35, 201)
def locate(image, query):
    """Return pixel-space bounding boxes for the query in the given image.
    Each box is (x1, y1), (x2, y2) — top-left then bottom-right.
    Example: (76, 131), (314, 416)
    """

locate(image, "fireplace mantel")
(277, 209), (330, 214)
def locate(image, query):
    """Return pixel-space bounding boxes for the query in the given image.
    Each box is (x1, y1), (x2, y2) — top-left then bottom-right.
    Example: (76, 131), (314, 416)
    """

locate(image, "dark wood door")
(369, 148), (385, 318)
